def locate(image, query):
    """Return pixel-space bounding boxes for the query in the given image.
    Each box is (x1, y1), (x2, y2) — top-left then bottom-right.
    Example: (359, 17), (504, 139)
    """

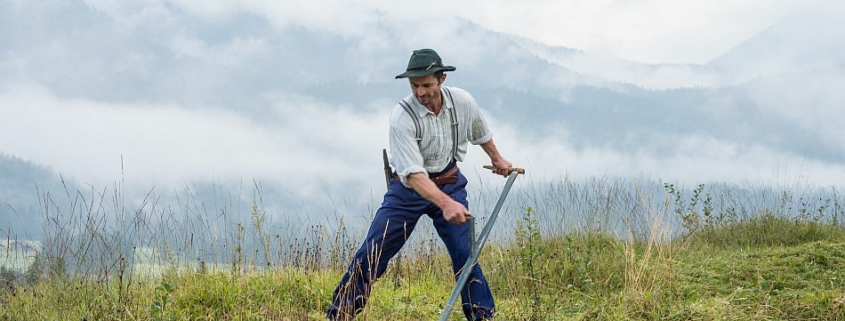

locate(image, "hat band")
(407, 60), (441, 72)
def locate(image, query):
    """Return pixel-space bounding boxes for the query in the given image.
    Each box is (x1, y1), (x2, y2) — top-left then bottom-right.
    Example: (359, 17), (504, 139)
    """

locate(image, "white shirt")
(389, 86), (494, 187)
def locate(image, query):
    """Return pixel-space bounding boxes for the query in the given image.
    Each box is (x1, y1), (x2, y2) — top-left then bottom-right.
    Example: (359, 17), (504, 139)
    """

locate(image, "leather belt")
(431, 165), (459, 185)
(392, 165), (459, 186)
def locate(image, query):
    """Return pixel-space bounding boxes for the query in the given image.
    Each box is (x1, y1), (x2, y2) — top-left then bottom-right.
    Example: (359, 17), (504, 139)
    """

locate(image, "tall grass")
(1, 175), (844, 320)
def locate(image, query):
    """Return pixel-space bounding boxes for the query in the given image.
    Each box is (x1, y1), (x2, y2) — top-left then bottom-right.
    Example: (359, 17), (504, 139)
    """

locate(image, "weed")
(664, 182), (713, 238)
(514, 207), (544, 320)
(150, 280), (177, 321)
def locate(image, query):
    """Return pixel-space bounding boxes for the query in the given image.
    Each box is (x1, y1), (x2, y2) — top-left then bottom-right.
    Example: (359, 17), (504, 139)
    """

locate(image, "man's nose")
(415, 87), (426, 96)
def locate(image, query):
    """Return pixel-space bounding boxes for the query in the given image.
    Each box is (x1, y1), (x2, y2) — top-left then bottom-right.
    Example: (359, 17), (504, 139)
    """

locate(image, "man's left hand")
(490, 158), (513, 177)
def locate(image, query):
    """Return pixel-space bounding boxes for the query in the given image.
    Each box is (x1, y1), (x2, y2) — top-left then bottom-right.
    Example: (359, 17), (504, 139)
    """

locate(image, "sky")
(436, 0), (795, 64)
(2, 0), (845, 227)
(67, 0), (823, 64)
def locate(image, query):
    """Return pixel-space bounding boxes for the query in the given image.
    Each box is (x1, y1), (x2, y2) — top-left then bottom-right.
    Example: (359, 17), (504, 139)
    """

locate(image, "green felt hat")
(395, 49), (456, 79)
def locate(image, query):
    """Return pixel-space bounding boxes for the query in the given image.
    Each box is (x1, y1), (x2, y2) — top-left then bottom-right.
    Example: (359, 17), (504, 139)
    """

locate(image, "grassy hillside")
(2, 213), (843, 320)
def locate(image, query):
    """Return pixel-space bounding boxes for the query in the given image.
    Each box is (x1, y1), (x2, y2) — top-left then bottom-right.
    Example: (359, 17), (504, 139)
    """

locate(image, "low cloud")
(485, 119), (845, 189)
(0, 83), (390, 199)
(744, 68), (845, 157)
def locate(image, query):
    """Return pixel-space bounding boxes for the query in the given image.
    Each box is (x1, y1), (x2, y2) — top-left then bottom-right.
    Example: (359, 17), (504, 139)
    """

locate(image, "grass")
(3, 223), (843, 320)
(1, 178), (845, 320)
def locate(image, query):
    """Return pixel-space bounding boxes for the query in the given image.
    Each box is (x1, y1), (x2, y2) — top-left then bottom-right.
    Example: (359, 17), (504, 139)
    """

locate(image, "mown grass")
(2, 179), (844, 320)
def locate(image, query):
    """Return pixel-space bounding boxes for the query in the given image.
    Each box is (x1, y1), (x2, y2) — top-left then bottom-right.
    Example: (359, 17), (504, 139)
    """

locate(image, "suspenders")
(398, 87), (459, 160)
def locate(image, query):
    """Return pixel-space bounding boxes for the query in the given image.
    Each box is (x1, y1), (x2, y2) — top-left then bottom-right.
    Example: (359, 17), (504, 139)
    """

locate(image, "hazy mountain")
(0, 154), (64, 239)
(708, 7), (845, 80)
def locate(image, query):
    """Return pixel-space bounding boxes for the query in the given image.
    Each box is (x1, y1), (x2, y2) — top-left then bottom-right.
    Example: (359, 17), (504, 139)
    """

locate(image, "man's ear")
(439, 73), (447, 84)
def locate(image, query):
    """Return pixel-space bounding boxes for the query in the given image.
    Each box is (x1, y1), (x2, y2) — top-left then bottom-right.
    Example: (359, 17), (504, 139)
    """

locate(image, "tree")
(49, 256), (68, 280)
(24, 252), (43, 285)
(0, 265), (17, 298)
(0, 265), (16, 283)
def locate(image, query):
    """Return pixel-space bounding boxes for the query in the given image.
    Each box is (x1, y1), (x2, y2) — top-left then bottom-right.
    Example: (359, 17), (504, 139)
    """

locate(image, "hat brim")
(395, 66), (456, 79)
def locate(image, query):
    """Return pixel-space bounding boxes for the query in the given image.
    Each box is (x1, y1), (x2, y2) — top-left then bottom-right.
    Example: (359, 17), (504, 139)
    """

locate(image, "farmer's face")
(409, 73), (445, 109)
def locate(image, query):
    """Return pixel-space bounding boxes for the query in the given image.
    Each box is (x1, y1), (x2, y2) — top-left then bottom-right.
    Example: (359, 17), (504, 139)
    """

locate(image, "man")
(326, 48), (513, 321)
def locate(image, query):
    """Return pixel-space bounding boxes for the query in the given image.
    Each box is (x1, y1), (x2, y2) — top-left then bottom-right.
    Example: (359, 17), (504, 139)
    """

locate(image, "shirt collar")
(409, 87), (453, 117)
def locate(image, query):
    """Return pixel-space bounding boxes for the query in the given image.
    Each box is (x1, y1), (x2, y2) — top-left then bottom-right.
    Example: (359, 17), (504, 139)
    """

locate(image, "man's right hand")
(441, 200), (471, 224)
(406, 172), (471, 224)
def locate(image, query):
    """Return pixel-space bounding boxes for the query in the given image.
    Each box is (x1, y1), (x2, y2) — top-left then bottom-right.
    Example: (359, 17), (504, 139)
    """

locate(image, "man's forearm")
(480, 139), (503, 162)
(406, 173), (453, 207)
(480, 138), (513, 176)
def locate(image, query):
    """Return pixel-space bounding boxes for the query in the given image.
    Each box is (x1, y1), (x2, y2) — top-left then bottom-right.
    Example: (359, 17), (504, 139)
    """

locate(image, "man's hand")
(407, 173), (471, 225)
(441, 199), (471, 224)
(490, 157), (514, 177)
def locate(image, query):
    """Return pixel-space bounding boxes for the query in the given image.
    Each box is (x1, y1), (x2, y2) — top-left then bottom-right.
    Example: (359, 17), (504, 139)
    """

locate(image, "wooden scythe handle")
(482, 165), (526, 174)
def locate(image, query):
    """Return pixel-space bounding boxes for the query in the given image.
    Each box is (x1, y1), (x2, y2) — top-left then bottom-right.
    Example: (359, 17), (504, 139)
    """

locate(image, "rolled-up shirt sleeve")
(464, 93), (493, 145)
(389, 105), (426, 187)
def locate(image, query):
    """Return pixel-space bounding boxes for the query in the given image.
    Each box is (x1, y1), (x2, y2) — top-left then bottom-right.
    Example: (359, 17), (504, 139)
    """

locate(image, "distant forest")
(0, 154), (65, 239)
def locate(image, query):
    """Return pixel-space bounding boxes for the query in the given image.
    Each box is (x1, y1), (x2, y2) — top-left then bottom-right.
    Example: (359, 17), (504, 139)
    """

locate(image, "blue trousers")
(326, 164), (495, 320)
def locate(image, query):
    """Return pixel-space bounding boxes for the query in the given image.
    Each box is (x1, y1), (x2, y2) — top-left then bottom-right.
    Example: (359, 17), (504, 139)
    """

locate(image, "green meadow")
(2, 179), (844, 320)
